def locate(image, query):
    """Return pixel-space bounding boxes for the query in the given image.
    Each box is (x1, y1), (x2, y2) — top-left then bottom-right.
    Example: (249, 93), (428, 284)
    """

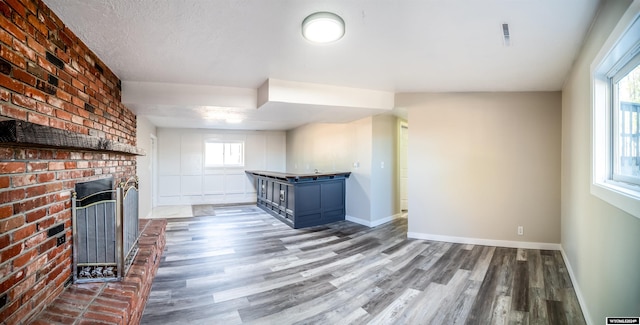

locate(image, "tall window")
(612, 56), (640, 186)
(591, 5), (640, 219)
(204, 141), (244, 167)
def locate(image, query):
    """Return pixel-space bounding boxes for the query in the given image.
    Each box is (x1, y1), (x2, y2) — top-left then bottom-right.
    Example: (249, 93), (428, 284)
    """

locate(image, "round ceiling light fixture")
(302, 12), (345, 44)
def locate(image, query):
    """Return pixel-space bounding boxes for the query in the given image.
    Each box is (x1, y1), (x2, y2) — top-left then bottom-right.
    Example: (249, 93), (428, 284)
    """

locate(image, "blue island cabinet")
(246, 171), (351, 229)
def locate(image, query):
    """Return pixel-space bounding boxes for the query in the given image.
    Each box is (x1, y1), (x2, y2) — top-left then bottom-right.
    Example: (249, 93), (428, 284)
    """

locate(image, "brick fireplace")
(0, 0), (143, 323)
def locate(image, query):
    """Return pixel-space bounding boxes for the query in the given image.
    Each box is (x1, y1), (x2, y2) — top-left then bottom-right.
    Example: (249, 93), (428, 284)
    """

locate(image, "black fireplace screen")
(72, 177), (139, 283)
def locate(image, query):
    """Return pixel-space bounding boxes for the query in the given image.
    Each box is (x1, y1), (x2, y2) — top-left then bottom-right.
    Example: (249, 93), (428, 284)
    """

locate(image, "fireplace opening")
(72, 177), (140, 283)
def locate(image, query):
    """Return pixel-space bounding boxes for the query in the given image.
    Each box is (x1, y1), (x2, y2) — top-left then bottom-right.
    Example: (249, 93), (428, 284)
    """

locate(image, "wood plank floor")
(140, 205), (585, 325)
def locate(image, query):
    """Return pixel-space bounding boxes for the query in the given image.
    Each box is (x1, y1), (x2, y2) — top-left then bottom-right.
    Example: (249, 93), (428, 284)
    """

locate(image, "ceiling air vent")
(502, 23), (511, 46)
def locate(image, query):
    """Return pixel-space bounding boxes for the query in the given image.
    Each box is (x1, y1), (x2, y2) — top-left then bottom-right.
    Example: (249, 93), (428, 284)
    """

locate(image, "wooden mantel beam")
(0, 120), (145, 156)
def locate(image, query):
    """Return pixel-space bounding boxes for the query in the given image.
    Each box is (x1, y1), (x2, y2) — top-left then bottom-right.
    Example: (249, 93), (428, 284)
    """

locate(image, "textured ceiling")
(42, 0), (600, 130)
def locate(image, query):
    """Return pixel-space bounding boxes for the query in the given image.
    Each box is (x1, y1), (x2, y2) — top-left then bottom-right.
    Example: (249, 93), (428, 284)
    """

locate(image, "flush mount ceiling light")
(302, 12), (345, 44)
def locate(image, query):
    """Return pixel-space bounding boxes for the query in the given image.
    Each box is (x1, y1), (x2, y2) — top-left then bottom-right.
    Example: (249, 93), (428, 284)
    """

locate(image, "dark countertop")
(245, 170), (351, 182)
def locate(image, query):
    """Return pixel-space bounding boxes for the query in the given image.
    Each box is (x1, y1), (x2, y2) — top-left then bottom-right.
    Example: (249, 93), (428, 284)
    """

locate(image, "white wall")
(136, 116), (157, 218)
(286, 115), (400, 226)
(562, 0), (640, 323)
(398, 92), (562, 245)
(157, 128), (286, 205)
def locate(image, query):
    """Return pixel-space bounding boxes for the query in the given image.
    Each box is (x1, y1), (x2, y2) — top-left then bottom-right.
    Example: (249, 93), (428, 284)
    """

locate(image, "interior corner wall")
(399, 92), (562, 244)
(136, 116), (157, 218)
(561, 0), (640, 323)
(286, 115), (401, 225)
(286, 117), (375, 223)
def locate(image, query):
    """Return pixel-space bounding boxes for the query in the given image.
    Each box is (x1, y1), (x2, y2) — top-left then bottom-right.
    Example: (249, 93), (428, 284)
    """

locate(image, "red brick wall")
(0, 0), (137, 324)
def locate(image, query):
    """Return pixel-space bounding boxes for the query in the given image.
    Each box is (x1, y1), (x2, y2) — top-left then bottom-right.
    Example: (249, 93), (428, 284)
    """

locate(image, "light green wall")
(561, 0), (640, 323)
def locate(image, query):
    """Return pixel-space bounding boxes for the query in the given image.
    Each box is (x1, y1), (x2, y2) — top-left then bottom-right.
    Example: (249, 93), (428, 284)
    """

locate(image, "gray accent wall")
(562, 0), (640, 323)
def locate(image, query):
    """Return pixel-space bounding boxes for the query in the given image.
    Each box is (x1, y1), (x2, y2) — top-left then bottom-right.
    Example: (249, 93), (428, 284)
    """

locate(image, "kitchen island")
(245, 170), (351, 229)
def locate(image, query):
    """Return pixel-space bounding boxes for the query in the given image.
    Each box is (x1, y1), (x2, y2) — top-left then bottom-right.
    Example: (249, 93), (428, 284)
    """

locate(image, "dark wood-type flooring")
(141, 205), (585, 325)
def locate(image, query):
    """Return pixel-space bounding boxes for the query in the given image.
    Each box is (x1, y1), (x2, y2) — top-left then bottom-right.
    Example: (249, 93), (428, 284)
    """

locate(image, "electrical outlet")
(56, 235), (66, 246)
(381, 161), (385, 168)
(517, 226), (524, 236)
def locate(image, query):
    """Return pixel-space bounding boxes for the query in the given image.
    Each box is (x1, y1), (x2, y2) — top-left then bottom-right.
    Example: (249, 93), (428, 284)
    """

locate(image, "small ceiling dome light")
(302, 12), (345, 44)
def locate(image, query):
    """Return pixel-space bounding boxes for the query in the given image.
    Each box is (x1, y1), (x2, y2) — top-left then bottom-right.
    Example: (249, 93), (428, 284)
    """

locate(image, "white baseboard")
(406, 232), (562, 250)
(560, 247), (593, 325)
(346, 213), (403, 227)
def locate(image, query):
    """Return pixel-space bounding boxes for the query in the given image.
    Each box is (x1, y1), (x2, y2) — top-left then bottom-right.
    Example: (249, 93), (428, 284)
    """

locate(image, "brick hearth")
(30, 219), (166, 325)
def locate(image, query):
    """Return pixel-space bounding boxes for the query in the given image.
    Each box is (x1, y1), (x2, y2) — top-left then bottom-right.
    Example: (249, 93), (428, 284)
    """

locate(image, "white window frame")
(591, 1), (640, 219)
(610, 54), (640, 186)
(204, 140), (245, 168)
